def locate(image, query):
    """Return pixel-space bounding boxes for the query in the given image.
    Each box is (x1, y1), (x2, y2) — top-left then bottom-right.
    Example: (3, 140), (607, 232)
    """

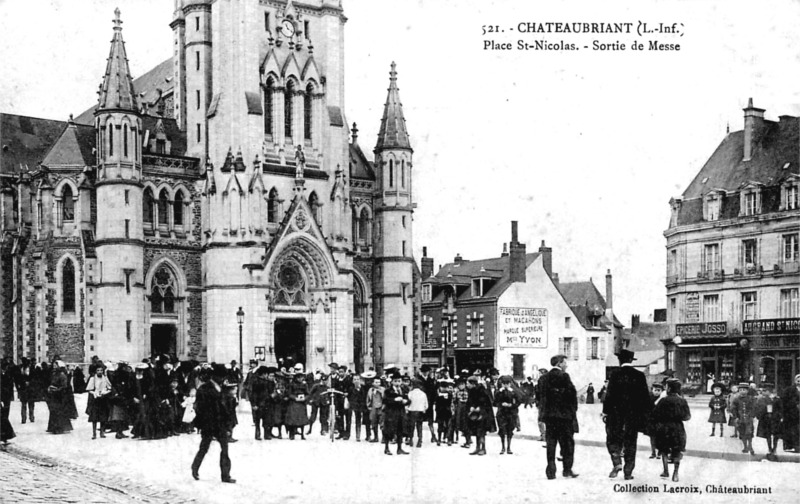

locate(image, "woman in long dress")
(284, 373), (309, 439)
(46, 361), (75, 434)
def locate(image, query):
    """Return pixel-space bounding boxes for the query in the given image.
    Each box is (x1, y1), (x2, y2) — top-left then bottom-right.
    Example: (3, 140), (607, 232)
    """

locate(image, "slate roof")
(427, 253), (540, 302)
(141, 116), (187, 157)
(41, 121), (96, 168)
(682, 117), (798, 200)
(75, 58), (173, 124)
(349, 142), (375, 180)
(0, 114), (68, 174)
(375, 62), (411, 151)
(558, 280), (623, 330)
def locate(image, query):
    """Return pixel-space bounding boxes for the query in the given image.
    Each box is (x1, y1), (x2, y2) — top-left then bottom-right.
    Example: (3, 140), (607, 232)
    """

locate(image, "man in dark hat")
(191, 364), (235, 483)
(538, 354), (579, 479)
(382, 371), (410, 455)
(602, 349), (652, 480)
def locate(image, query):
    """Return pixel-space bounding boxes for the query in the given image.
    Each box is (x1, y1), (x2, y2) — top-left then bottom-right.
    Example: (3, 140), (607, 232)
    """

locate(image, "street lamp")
(236, 307), (245, 368)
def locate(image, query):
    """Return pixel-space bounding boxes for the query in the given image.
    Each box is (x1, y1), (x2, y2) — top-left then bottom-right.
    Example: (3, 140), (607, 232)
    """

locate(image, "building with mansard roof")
(420, 221), (620, 390)
(664, 99), (800, 393)
(0, 0), (421, 373)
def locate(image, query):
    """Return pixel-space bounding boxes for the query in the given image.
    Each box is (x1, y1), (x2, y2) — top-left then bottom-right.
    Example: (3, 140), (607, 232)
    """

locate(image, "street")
(1, 396), (797, 504)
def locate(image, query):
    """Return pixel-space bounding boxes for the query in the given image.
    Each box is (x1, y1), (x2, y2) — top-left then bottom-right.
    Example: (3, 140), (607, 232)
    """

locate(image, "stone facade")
(0, 0), (420, 372)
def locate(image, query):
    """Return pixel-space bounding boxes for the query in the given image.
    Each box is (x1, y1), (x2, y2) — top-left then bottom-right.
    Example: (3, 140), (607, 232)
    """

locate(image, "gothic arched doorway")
(274, 318), (307, 369)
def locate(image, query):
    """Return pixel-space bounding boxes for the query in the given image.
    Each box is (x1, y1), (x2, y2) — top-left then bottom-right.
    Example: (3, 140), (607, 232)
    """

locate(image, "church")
(0, 0), (421, 374)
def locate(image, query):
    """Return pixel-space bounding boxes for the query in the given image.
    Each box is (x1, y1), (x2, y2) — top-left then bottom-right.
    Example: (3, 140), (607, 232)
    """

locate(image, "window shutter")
(573, 338), (579, 360)
(586, 337), (591, 360)
(558, 337), (565, 355)
(599, 337), (607, 359)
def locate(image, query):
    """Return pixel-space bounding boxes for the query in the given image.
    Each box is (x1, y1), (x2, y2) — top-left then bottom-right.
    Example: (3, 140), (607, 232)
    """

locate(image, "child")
(651, 378), (690, 482)
(366, 376), (383, 443)
(434, 379), (453, 446)
(407, 380), (429, 447)
(648, 382), (664, 458)
(756, 383), (783, 461)
(494, 376), (518, 454)
(466, 376), (496, 456)
(731, 383), (757, 454)
(383, 372), (410, 455)
(707, 382), (726, 437)
(727, 383), (739, 438)
(181, 388), (197, 433)
(85, 365), (111, 439)
(453, 378), (469, 447)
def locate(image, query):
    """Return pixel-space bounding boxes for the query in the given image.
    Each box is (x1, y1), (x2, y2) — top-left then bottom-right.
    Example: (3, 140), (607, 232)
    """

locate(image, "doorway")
(150, 324), (176, 356)
(353, 326), (363, 373)
(274, 318), (307, 369)
(777, 358), (794, 392)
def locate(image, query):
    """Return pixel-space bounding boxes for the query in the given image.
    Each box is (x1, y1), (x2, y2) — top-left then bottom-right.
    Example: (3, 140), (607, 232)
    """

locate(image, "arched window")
(174, 191), (184, 226)
(143, 188), (155, 225)
(123, 124), (129, 158)
(264, 77), (275, 136)
(62, 185), (75, 222)
(62, 258), (75, 313)
(268, 188), (279, 223)
(308, 191), (320, 225)
(158, 189), (169, 226)
(150, 264), (176, 314)
(284, 80), (295, 139)
(359, 208), (369, 245)
(304, 83), (314, 141)
(388, 159), (394, 187)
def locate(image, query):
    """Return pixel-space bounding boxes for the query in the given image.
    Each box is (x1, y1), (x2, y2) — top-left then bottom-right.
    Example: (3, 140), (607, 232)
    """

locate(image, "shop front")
(669, 322), (750, 393)
(744, 318), (800, 392)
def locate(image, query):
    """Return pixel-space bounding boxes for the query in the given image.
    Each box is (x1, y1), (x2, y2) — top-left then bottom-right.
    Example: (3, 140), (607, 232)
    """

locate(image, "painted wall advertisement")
(498, 307), (548, 349)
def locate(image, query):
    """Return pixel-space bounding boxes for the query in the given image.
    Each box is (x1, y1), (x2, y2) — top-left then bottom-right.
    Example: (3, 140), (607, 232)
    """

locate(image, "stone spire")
(375, 62), (411, 151)
(97, 8), (137, 112)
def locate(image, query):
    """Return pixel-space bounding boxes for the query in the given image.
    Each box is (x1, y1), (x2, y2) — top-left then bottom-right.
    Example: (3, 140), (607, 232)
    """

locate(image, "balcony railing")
(697, 269), (723, 281)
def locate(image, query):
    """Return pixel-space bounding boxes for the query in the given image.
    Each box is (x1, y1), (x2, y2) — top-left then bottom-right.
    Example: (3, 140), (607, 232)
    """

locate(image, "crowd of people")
(1, 352), (800, 484)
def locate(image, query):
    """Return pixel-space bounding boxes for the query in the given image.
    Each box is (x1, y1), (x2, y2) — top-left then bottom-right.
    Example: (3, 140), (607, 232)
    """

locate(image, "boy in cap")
(382, 372), (410, 455)
(494, 376), (518, 454)
(365, 373), (384, 443)
(648, 382), (664, 458)
(434, 379), (454, 446)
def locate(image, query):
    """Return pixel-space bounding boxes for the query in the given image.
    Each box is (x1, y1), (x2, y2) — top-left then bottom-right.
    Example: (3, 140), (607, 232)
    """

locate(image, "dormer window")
(472, 278), (486, 297)
(704, 192), (722, 221)
(422, 283), (432, 302)
(740, 185), (761, 216)
(782, 177), (799, 210)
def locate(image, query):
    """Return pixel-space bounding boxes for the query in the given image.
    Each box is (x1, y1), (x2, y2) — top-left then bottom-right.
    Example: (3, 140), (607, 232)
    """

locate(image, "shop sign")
(742, 318), (800, 336)
(498, 307), (548, 348)
(685, 292), (700, 322)
(750, 335), (800, 349)
(675, 322), (727, 337)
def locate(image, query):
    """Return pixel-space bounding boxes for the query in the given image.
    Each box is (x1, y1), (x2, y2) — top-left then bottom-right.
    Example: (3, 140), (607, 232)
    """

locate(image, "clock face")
(282, 20), (295, 37)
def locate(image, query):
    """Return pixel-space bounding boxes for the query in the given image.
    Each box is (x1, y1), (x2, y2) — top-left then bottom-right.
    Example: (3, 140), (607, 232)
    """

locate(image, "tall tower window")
(265, 12), (270, 31)
(196, 51), (200, 71)
(108, 124), (114, 157)
(389, 159), (394, 187)
(62, 258), (76, 313)
(284, 80), (295, 139)
(123, 124), (129, 157)
(158, 189), (169, 226)
(143, 188), (155, 225)
(401, 160), (405, 188)
(124, 219), (130, 238)
(174, 191), (184, 226)
(304, 83), (314, 141)
(402, 240), (406, 256)
(195, 16), (200, 31)
(268, 188), (279, 223)
(264, 77), (275, 136)
(196, 123), (201, 143)
(304, 20), (309, 39)
(196, 90), (200, 110)
(62, 185), (74, 223)
(124, 190), (130, 205)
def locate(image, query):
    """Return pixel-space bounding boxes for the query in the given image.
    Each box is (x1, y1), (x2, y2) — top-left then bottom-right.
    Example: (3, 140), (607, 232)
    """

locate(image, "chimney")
(552, 272), (559, 285)
(538, 240), (552, 278)
(605, 269), (613, 310)
(500, 243), (508, 257)
(454, 253), (463, 264)
(509, 221), (526, 283)
(631, 314), (640, 332)
(421, 246), (434, 279)
(743, 97), (765, 161)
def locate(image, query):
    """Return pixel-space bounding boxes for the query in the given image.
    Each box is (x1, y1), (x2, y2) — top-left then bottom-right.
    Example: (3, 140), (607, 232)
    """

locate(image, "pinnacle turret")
(375, 62), (411, 151)
(97, 8), (137, 112)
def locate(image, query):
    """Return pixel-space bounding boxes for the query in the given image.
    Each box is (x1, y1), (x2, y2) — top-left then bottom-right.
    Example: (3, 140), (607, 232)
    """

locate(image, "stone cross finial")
(113, 8), (122, 29)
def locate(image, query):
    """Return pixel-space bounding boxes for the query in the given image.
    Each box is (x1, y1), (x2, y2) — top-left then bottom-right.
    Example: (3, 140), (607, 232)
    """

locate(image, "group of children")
(707, 381), (783, 460)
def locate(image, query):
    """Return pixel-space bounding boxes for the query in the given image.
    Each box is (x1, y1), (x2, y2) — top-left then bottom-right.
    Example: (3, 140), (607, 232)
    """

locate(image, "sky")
(2, 0), (800, 327)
